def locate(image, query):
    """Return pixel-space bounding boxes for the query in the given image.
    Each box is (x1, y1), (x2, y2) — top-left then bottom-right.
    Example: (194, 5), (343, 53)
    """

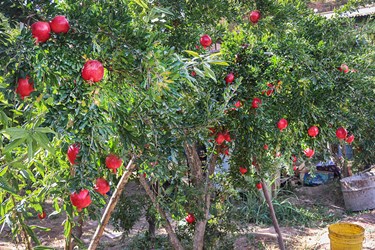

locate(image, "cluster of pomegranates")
(67, 143), (123, 212)
(17, 16), (104, 100)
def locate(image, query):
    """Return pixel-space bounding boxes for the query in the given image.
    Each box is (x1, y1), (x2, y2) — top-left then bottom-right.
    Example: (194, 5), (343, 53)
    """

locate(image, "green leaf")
(0, 177), (18, 194)
(34, 127), (57, 135)
(27, 137), (33, 162)
(203, 64), (217, 82)
(32, 132), (55, 154)
(208, 60), (229, 66)
(0, 166), (8, 177)
(33, 246), (55, 250)
(20, 169), (36, 182)
(29, 225), (51, 232)
(133, 0), (148, 9)
(184, 50), (200, 58)
(21, 223), (41, 245)
(63, 218), (72, 240)
(153, 7), (174, 16)
(0, 110), (9, 126)
(3, 137), (26, 153)
(1, 128), (28, 140)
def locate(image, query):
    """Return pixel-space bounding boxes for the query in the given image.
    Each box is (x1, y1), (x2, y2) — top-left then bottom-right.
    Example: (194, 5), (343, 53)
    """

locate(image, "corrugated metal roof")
(321, 6), (375, 18)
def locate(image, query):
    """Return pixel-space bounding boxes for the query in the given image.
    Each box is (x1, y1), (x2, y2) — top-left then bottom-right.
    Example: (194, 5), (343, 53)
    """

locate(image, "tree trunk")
(184, 143), (218, 250)
(261, 178), (286, 250)
(139, 174), (184, 250)
(88, 155), (136, 250)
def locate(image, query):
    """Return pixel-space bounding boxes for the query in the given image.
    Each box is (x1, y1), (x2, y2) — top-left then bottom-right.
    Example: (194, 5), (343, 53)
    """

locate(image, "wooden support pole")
(88, 155), (136, 250)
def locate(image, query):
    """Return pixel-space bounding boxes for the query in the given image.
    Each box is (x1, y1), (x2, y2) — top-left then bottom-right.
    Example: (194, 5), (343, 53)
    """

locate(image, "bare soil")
(1, 181), (374, 250)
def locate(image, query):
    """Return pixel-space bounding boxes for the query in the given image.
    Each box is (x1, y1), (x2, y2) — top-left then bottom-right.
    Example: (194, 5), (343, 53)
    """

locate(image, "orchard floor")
(1, 182), (374, 250)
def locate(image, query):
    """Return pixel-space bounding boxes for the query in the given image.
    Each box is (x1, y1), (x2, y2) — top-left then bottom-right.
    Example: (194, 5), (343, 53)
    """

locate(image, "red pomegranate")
(70, 189), (91, 212)
(199, 34), (212, 48)
(252, 98), (262, 108)
(223, 131), (231, 142)
(81, 60), (104, 83)
(338, 64), (349, 73)
(235, 101), (242, 108)
(31, 21), (51, 43)
(94, 178), (110, 195)
(249, 10), (261, 24)
(215, 133), (225, 145)
(50, 15), (70, 34)
(67, 144), (80, 165)
(105, 154), (123, 174)
(292, 155), (297, 163)
(346, 134), (354, 144)
(277, 118), (288, 131)
(186, 213), (195, 224)
(239, 166), (248, 175)
(308, 126), (319, 137)
(303, 148), (315, 158)
(16, 77), (34, 99)
(208, 127), (216, 136)
(38, 211), (46, 220)
(223, 148), (230, 156)
(256, 183), (262, 190)
(191, 71), (196, 77)
(263, 144), (269, 150)
(336, 127), (347, 140)
(266, 89), (274, 96)
(262, 83), (275, 96)
(225, 73), (235, 84)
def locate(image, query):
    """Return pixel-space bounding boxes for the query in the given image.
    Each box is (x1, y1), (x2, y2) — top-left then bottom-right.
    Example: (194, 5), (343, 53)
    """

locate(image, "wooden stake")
(88, 155), (136, 250)
(261, 178), (286, 250)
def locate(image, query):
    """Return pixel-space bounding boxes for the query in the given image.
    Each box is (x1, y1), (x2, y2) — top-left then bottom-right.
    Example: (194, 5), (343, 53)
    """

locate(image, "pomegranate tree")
(31, 21), (51, 43)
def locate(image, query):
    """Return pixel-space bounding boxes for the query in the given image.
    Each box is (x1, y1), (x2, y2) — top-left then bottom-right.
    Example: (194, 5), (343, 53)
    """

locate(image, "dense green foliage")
(0, 0), (374, 248)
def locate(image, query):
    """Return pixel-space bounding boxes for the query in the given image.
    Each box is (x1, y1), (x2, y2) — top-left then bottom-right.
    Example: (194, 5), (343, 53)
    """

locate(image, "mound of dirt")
(292, 180), (345, 208)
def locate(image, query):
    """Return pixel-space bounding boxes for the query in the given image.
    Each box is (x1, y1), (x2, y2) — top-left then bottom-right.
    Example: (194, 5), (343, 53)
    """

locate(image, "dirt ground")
(1, 181), (374, 250)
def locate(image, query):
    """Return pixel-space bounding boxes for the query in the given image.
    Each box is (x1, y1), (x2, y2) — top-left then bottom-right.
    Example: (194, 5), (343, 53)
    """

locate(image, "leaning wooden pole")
(88, 155), (136, 250)
(261, 178), (286, 250)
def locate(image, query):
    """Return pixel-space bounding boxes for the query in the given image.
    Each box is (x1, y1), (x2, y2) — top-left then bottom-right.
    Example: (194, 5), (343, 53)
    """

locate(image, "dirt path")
(232, 210), (375, 250)
(1, 182), (374, 249)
